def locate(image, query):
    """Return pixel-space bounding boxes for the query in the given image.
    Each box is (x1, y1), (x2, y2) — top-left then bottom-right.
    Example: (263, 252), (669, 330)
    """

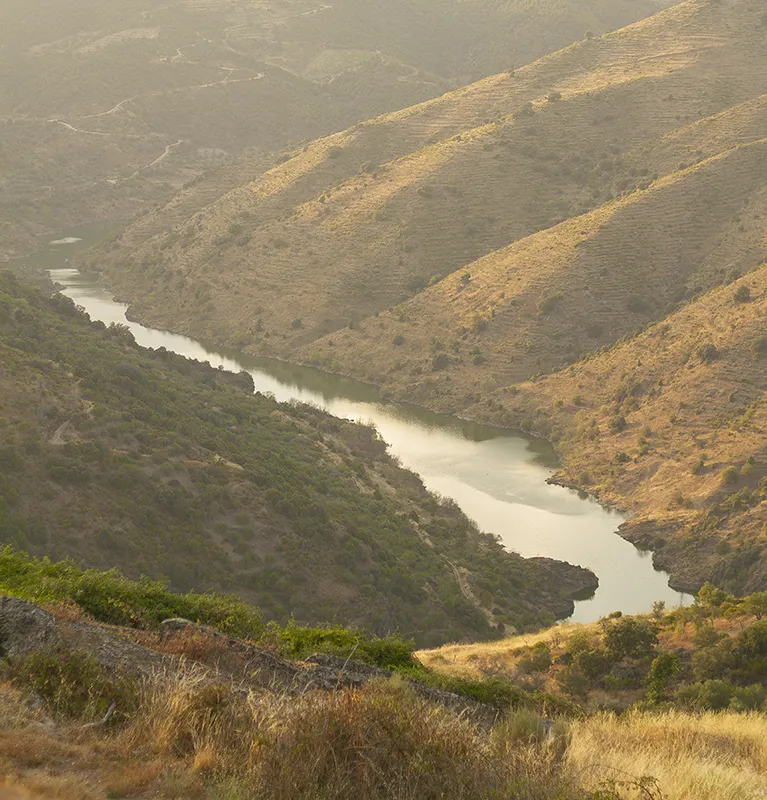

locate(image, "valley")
(33, 234), (690, 622)
(85, 0), (767, 597)
(3, 1), (767, 797)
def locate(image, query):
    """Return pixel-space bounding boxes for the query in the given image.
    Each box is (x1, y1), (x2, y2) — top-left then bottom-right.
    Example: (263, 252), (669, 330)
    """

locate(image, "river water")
(18, 228), (692, 622)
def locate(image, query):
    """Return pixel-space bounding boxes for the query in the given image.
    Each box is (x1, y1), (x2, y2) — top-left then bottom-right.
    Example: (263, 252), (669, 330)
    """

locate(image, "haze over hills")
(4, 2), (767, 796)
(0, 0), (673, 261)
(88, 0), (767, 594)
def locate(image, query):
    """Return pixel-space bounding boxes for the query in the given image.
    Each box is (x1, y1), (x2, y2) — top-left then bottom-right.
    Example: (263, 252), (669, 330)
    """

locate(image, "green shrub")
(9, 647), (139, 721)
(518, 642), (552, 674)
(603, 618), (658, 661)
(692, 640), (735, 681)
(432, 353), (450, 371)
(574, 648), (610, 683)
(696, 343), (719, 363)
(273, 620), (416, 670)
(675, 679), (733, 710)
(734, 285), (751, 303)
(645, 653), (679, 704)
(609, 415), (627, 433)
(536, 292), (564, 315)
(720, 466), (740, 485)
(0, 547), (265, 639)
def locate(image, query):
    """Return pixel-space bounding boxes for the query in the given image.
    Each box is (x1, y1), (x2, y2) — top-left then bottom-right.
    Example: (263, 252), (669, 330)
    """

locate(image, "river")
(17, 227), (692, 622)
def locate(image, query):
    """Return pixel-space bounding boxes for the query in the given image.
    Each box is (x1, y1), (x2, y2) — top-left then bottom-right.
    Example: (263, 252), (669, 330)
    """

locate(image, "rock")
(0, 596), (59, 657)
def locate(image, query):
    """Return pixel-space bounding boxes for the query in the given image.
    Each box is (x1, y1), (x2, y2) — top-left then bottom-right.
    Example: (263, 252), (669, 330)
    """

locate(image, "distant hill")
(91, 0), (767, 595)
(0, 272), (597, 644)
(0, 0), (673, 260)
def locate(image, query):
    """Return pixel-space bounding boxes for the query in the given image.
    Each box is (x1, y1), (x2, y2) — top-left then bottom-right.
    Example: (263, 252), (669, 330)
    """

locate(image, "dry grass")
(133, 630), (231, 664)
(569, 710), (767, 800)
(417, 623), (597, 678)
(4, 663), (767, 799)
(125, 667), (576, 800)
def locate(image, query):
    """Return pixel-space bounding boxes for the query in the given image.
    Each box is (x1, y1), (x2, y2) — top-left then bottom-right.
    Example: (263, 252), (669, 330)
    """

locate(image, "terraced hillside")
(0, 272), (598, 644)
(91, 0), (765, 351)
(91, 0), (767, 594)
(0, 0), (671, 260)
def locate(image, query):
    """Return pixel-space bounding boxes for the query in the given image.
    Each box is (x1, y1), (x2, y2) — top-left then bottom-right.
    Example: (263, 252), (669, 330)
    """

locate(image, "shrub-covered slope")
(0, 272), (596, 644)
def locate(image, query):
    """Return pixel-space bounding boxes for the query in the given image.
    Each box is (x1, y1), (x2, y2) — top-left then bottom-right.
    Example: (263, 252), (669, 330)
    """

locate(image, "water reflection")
(15, 230), (693, 622)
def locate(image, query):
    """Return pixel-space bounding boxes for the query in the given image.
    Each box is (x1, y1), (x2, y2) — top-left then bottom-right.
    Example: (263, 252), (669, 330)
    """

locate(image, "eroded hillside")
(90, 0), (765, 351)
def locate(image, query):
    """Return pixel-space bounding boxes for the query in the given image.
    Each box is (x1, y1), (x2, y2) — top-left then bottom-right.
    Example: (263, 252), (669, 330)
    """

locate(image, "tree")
(604, 617), (658, 661)
(698, 583), (728, 609)
(645, 652), (680, 704)
(744, 592), (767, 620)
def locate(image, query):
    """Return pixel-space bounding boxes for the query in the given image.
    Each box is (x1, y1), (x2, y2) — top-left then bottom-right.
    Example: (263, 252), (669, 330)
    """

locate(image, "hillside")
(2, 567), (767, 799)
(88, 0), (767, 594)
(0, 271), (599, 644)
(0, 0), (672, 261)
(88, 0), (765, 348)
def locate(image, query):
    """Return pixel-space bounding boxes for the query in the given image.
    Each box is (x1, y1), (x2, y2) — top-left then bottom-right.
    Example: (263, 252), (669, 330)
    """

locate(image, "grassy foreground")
(2, 560), (767, 798)
(2, 647), (766, 799)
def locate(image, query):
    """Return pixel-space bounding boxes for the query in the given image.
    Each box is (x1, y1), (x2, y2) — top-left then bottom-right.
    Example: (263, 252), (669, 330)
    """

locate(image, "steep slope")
(90, 0), (766, 356)
(459, 265), (767, 595)
(0, 0), (672, 260)
(0, 272), (597, 644)
(312, 132), (767, 402)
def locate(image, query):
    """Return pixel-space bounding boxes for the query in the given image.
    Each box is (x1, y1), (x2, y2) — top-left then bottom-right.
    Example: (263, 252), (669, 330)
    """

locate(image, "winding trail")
(80, 70), (265, 121)
(48, 119), (114, 136)
(120, 139), (184, 182)
(49, 420), (71, 445)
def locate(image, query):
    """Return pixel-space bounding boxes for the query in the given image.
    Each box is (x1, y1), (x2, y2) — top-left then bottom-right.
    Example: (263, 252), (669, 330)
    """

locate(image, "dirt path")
(49, 420), (71, 445)
(80, 70), (265, 122)
(120, 139), (184, 182)
(443, 557), (495, 624)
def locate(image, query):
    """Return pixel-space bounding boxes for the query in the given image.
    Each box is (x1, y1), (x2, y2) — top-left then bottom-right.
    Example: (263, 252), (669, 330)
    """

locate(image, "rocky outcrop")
(0, 597), (501, 725)
(0, 596), (59, 657)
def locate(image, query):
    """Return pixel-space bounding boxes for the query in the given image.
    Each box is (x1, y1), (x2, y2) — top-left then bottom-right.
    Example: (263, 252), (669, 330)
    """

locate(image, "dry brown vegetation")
(3, 589), (767, 800)
(93, 0), (767, 595)
(3, 660), (767, 800)
(0, 669), (582, 800)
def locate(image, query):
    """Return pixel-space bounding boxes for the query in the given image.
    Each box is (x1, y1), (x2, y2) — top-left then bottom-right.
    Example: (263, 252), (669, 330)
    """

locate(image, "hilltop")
(0, 271), (597, 644)
(88, 0), (767, 594)
(0, 0), (672, 261)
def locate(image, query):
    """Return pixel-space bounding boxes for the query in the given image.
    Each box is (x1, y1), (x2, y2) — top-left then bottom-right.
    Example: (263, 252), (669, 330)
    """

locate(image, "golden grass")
(126, 668), (550, 799)
(417, 623), (599, 678)
(4, 663), (767, 800)
(569, 710), (767, 800)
